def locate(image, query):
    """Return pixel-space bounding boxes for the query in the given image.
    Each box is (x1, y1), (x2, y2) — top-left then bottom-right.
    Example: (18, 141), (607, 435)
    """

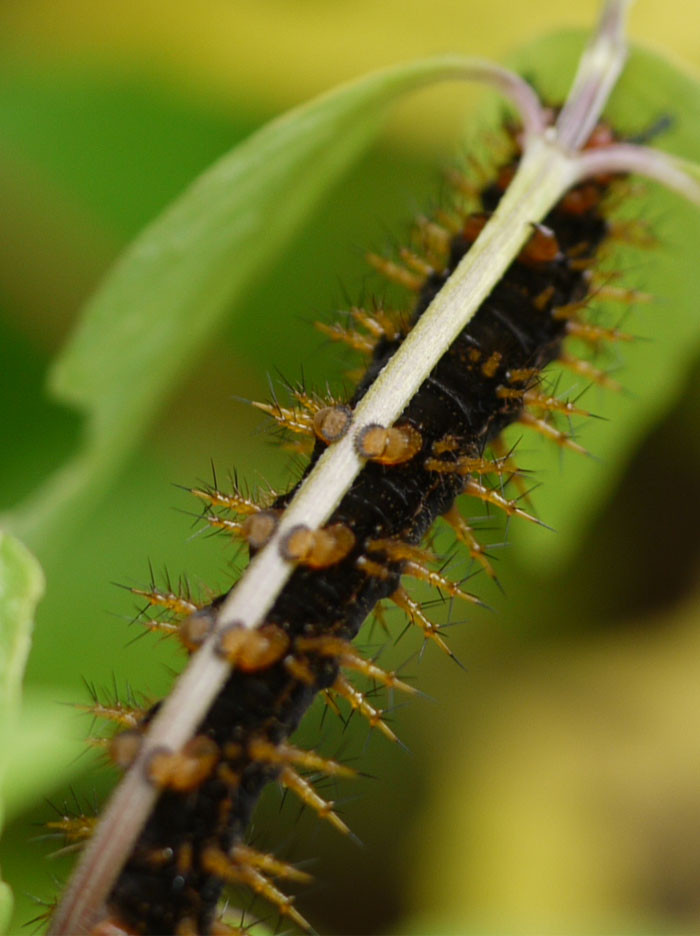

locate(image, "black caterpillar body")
(101, 127), (616, 935)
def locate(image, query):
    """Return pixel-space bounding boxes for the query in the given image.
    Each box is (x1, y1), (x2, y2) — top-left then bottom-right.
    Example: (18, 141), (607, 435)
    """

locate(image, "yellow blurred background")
(0, 2), (699, 934)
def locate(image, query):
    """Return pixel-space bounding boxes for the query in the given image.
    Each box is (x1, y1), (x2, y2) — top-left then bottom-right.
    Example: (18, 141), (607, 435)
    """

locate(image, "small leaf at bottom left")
(0, 531), (44, 934)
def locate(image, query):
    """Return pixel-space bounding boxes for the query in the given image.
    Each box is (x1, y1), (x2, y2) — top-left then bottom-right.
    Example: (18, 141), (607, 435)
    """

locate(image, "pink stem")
(556, 0), (631, 151)
(575, 143), (700, 205)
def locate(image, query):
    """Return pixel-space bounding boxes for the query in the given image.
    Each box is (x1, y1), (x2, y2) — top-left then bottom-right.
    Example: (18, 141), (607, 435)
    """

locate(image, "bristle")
(295, 634), (416, 694)
(130, 586), (199, 618)
(607, 218), (657, 248)
(401, 559), (482, 605)
(365, 540), (482, 604)
(251, 400), (314, 436)
(201, 846), (312, 934)
(462, 477), (543, 526)
(230, 844), (312, 885)
(247, 737), (355, 779)
(351, 306), (404, 341)
(435, 207), (462, 234)
(45, 814), (96, 845)
(588, 282), (653, 304)
(490, 435), (532, 502)
(282, 436), (315, 457)
(137, 618), (180, 639)
(425, 451), (516, 478)
(443, 504), (496, 578)
(189, 486), (262, 516)
(506, 366), (540, 384)
(315, 320), (376, 354)
(446, 166), (481, 199)
(321, 688), (343, 719)
(522, 387), (593, 418)
(284, 654), (317, 685)
(278, 765), (350, 835)
(366, 538), (434, 565)
(567, 257), (595, 271)
(430, 434), (460, 455)
(481, 350), (503, 378)
(559, 350), (623, 391)
(75, 699), (147, 730)
(399, 246), (435, 277)
(532, 284), (556, 311)
(564, 319), (634, 344)
(202, 513), (245, 536)
(496, 385), (589, 418)
(414, 215), (451, 254)
(517, 411), (590, 457)
(356, 555), (392, 580)
(330, 673), (398, 743)
(365, 252), (424, 291)
(390, 586), (453, 658)
(551, 298), (589, 320)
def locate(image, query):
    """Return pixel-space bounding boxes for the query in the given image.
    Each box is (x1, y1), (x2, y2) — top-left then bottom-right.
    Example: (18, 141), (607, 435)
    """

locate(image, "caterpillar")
(43, 3), (700, 934)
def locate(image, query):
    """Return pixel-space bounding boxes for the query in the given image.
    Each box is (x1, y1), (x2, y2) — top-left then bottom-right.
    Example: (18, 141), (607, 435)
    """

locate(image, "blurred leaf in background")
(0, 533), (43, 932)
(0, 2), (699, 935)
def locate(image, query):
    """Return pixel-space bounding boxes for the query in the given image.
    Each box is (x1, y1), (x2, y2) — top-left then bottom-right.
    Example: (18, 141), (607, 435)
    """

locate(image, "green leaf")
(0, 55), (487, 558)
(0, 532), (43, 933)
(2, 690), (83, 824)
(506, 35), (700, 569)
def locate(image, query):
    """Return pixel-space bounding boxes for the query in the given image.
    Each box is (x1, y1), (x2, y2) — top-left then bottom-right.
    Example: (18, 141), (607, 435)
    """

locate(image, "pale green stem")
(556, 0), (633, 151)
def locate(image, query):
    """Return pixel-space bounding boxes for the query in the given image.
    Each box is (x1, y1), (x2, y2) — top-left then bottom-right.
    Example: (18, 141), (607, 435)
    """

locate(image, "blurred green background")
(1, 1), (700, 934)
